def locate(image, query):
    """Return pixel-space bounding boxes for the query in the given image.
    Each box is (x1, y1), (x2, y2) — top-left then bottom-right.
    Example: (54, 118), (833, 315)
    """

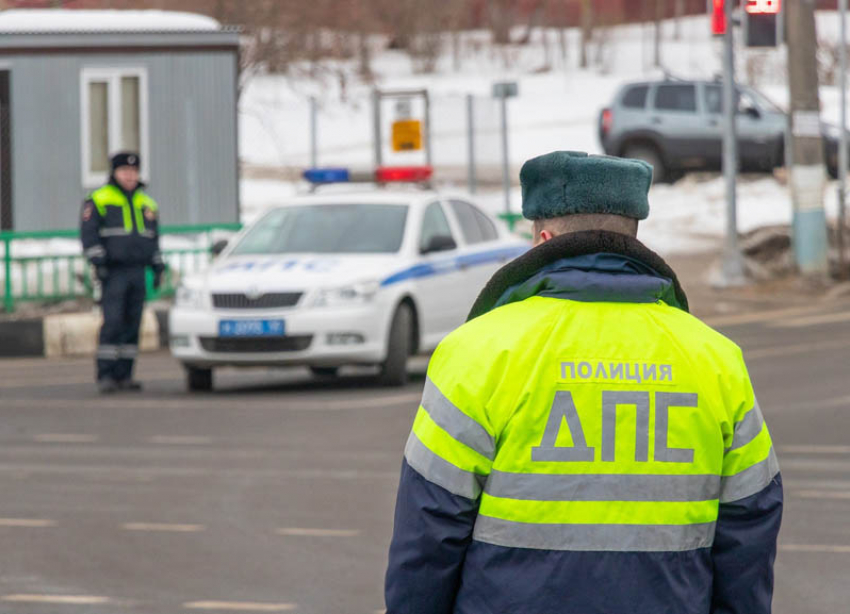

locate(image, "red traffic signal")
(745, 0), (780, 14)
(711, 0), (726, 36)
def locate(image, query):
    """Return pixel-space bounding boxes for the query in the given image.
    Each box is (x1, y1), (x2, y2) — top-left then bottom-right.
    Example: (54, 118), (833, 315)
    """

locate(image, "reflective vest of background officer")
(80, 152), (165, 394)
(385, 151), (783, 614)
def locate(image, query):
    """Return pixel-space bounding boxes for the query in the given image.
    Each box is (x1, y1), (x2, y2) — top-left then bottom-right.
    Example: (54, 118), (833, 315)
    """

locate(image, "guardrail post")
(3, 235), (13, 313)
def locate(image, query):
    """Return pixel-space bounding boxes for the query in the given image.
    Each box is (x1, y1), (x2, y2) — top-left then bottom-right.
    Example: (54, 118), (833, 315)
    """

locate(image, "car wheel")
(378, 303), (413, 387)
(623, 143), (667, 183)
(310, 366), (340, 378)
(186, 366), (213, 392)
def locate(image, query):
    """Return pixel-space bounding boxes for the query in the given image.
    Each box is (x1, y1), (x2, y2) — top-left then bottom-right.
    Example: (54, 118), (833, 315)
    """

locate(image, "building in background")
(0, 9), (240, 232)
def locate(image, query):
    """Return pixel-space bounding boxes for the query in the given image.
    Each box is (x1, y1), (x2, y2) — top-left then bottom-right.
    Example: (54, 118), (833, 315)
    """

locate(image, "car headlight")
(313, 280), (381, 308)
(176, 284), (205, 309)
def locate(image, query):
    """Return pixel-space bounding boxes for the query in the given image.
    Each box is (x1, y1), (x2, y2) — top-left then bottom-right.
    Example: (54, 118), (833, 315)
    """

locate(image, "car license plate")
(219, 319), (285, 338)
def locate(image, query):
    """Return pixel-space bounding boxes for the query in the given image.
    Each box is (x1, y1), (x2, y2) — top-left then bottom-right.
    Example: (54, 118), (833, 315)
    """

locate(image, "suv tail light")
(601, 108), (613, 137)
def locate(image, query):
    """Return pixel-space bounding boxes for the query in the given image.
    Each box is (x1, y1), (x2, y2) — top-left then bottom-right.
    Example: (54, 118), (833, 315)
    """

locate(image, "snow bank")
(0, 9), (220, 33)
(240, 12), (850, 170)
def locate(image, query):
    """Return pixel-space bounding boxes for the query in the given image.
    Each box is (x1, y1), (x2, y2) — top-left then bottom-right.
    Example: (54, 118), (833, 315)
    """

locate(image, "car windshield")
(745, 88), (783, 114)
(231, 204), (409, 255)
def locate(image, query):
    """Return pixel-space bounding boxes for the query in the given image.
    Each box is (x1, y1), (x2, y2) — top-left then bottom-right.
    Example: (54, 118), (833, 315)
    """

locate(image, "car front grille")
(199, 335), (313, 354)
(212, 292), (303, 310)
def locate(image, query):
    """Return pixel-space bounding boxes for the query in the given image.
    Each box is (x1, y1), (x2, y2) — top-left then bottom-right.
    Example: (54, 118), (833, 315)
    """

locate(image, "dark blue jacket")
(385, 232), (782, 614)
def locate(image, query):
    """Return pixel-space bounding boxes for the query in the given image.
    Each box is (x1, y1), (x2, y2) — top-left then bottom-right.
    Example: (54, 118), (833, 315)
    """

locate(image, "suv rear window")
(622, 86), (649, 109)
(654, 84), (697, 113)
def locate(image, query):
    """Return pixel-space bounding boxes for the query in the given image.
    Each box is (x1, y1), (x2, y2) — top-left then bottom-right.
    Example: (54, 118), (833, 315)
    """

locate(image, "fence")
(1, 223), (242, 313)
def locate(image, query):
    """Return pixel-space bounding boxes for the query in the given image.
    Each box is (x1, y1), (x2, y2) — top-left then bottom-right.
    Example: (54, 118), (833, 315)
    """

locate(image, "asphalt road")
(1, 298), (849, 614)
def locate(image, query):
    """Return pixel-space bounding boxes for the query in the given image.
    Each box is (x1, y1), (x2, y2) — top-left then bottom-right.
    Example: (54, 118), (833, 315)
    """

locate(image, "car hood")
(202, 253), (407, 293)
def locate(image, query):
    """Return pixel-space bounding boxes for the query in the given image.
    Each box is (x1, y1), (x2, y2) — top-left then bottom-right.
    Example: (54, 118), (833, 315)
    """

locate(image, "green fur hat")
(520, 151), (652, 221)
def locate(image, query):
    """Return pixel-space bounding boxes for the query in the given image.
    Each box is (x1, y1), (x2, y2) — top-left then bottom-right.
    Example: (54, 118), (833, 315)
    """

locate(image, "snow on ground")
(0, 9), (220, 32)
(238, 10), (850, 257)
(239, 172), (841, 258)
(240, 12), (850, 170)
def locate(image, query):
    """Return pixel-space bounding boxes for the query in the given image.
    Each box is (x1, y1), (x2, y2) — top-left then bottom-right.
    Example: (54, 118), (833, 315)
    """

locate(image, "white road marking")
(703, 305), (824, 328)
(795, 490), (850, 500)
(275, 527), (360, 537)
(0, 518), (55, 527)
(780, 458), (850, 473)
(782, 444), (850, 454)
(744, 338), (850, 360)
(294, 393), (422, 412)
(149, 436), (214, 445)
(121, 522), (205, 532)
(2, 594), (112, 605)
(769, 310), (850, 328)
(183, 601), (296, 611)
(33, 433), (99, 444)
(780, 544), (850, 554)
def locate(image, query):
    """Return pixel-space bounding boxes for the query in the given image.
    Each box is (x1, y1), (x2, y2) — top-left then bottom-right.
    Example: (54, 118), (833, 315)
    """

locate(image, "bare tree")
(674, 0), (685, 40)
(556, 0), (569, 64)
(489, 0), (516, 45)
(654, 0), (665, 68)
(517, 0), (545, 46)
(580, 0), (593, 69)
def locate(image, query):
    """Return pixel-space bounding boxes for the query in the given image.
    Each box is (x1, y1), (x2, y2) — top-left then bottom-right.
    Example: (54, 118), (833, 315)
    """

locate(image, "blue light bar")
(303, 168), (350, 184)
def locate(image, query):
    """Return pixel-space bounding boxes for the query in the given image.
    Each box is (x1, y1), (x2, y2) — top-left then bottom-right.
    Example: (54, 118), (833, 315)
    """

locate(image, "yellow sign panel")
(392, 120), (423, 152)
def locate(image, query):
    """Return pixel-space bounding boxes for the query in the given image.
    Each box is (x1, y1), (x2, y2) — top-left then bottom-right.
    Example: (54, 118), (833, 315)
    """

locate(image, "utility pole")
(787, 0), (828, 276)
(720, 0), (746, 285)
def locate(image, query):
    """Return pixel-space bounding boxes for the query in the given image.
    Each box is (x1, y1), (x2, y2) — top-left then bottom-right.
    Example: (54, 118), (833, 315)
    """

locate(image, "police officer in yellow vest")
(81, 152), (165, 394)
(385, 151), (782, 614)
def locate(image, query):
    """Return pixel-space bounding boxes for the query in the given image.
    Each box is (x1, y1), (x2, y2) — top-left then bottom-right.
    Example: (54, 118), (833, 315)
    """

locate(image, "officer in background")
(385, 151), (782, 614)
(81, 152), (165, 394)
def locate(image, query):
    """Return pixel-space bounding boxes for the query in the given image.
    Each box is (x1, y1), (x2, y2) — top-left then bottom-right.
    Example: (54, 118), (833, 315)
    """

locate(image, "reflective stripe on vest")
(404, 298), (779, 553)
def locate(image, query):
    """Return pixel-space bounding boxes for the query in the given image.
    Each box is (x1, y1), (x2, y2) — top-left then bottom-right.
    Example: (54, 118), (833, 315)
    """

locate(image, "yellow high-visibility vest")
(406, 295), (776, 552)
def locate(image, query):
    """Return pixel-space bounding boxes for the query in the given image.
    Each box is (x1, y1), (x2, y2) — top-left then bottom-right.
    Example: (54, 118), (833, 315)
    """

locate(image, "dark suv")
(599, 78), (844, 182)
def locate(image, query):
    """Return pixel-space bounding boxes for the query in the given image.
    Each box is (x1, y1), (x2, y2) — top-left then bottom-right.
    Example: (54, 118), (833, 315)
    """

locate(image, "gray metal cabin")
(0, 14), (240, 232)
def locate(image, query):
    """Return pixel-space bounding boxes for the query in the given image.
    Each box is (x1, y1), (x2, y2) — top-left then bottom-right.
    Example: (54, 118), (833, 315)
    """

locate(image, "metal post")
(423, 90), (433, 168)
(467, 94), (477, 194)
(3, 235), (12, 313)
(185, 98), (200, 226)
(500, 92), (511, 215)
(720, 0), (746, 285)
(838, 0), (848, 279)
(310, 95), (318, 168)
(372, 89), (382, 167)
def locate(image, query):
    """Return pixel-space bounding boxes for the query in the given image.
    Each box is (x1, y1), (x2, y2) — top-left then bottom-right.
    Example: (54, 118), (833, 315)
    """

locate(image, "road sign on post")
(391, 120), (423, 152)
(372, 88), (432, 168)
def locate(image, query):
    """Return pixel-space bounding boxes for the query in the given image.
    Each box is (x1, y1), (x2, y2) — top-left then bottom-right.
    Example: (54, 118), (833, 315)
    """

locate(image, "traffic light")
(745, 0), (781, 48)
(711, 0), (726, 37)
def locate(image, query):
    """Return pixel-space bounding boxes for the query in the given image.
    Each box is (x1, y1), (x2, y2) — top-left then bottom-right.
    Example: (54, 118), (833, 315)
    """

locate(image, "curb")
(0, 308), (166, 359)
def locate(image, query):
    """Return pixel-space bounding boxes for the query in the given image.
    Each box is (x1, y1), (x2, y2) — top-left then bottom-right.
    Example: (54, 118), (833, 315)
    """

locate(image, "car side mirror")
(211, 239), (229, 257)
(740, 102), (760, 119)
(421, 235), (456, 254)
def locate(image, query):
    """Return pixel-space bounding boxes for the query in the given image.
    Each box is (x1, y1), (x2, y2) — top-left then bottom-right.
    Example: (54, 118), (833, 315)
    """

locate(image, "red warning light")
(745, 0), (780, 14)
(711, 0), (726, 36)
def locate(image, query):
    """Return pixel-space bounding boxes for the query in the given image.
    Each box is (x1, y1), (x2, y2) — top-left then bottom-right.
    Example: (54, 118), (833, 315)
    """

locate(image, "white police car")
(169, 167), (529, 391)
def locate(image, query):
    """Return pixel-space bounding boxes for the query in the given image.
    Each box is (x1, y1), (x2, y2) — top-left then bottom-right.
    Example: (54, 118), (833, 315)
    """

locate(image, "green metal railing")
(1, 223), (242, 313)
